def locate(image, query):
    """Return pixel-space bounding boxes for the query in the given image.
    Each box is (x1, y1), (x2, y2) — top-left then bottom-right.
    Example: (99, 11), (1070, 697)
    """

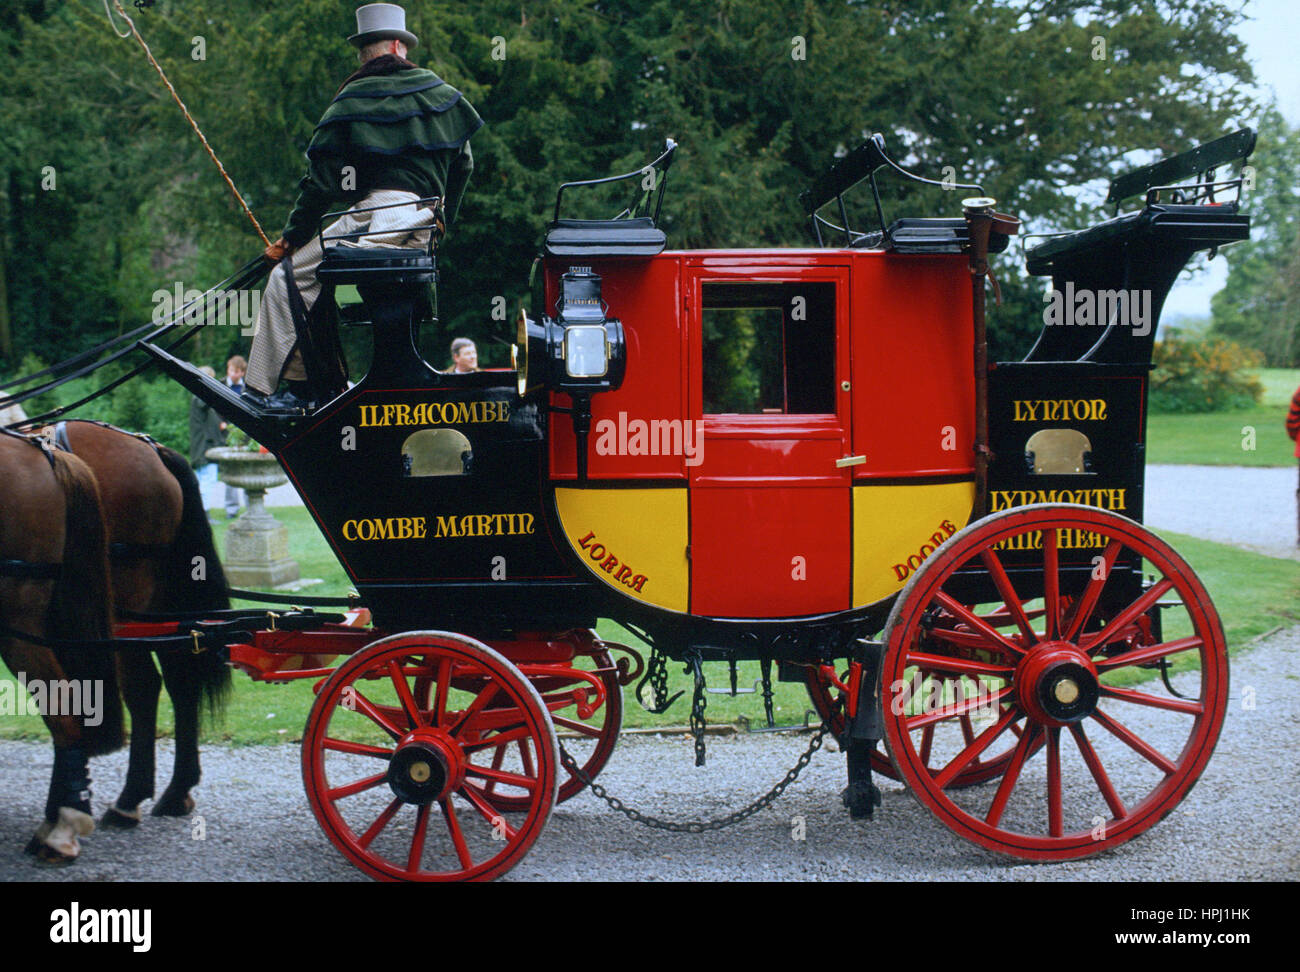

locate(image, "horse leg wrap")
(45, 746), (92, 824)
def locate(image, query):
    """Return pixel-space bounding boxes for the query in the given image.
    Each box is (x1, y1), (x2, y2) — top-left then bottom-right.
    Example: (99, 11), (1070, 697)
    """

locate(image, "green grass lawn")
(2, 509), (1295, 745)
(1147, 367), (1299, 466)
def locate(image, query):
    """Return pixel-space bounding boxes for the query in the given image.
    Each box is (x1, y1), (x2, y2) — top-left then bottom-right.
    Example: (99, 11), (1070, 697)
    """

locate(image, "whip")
(105, 0), (272, 247)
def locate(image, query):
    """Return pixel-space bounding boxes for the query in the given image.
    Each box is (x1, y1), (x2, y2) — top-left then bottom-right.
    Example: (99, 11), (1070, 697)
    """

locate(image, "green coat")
(282, 66), (483, 248)
(189, 395), (226, 468)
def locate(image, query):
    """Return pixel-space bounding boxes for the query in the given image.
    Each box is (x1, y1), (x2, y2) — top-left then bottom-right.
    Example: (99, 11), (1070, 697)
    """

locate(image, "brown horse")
(0, 428), (123, 863)
(36, 420), (232, 826)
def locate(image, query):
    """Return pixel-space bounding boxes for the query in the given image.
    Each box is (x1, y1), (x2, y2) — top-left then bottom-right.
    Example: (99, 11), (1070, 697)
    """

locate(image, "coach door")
(686, 264), (853, 618)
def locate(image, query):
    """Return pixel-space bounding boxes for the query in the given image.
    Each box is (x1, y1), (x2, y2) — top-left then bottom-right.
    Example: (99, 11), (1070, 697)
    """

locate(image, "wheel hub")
(1016, 642), (1100, 727)
(387, 734), (458, 805)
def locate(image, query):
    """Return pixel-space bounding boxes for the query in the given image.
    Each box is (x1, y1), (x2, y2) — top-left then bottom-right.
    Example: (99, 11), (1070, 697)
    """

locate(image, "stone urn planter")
(205, 446), (300, 588)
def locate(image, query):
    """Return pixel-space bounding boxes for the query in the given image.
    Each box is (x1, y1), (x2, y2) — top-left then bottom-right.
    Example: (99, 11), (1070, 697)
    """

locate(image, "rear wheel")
(881, 504), (1228, 860)
(302, 631), (558, 881)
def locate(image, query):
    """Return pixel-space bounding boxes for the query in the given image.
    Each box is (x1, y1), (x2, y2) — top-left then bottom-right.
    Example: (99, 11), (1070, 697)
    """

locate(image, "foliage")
(1209, 105), (1300, 367)
(1149, 335), (1264, 413)
(0, 0), (1263, 413)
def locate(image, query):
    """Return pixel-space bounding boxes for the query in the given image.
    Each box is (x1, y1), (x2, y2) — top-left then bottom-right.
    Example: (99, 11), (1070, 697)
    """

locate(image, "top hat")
(348, 3), (419, 49)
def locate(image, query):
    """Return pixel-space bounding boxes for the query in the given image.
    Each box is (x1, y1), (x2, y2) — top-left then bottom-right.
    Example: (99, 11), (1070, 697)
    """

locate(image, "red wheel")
(462, 648), (624, 809)
(806, 656), (1039, 788)
(302, 631), (558, 881)
(881, 504), (1228, 861)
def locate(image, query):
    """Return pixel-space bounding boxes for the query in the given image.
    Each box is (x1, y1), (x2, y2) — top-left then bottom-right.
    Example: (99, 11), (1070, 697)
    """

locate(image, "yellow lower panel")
(853, 481), (975, 606)
(554, 487), (689, 613)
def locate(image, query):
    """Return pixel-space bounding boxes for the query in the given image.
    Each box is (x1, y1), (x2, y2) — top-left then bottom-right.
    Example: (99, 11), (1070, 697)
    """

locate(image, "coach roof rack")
(543, 138), (677, 258)
(801, 133), (986, 251)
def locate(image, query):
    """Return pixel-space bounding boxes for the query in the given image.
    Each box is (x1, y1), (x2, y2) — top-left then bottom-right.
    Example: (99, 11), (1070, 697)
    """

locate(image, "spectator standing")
(189, 366), (227, 498)
(1287, 382), (1300, 546)
(224, 356), (248, 517)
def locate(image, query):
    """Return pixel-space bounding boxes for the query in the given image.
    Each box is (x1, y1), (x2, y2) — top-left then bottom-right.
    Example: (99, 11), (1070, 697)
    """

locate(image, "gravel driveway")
(1146, 464), (1298, 560)
(3, 625), (1296, 882)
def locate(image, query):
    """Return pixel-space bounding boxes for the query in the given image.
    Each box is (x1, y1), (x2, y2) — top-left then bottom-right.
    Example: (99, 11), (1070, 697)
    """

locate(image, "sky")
(1161, 0), (1297, 318)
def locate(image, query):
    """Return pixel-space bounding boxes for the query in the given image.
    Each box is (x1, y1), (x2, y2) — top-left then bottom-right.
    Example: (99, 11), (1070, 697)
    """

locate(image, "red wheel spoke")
(387, 659), (426, 729)
(465, 762), (540, 792)
(979, 547), (1037, 643)
(552, 715), (604, 737)
(933, 592), (1025, 658)
(906, 684), (1013, 731)
(1094, 636), (1202, 673)
(959, 713), (976, 746)
(432, 658), (451, 728)
(1042, 528), (1060, 640)
(904, 650), (1014, 679)
(459, 783), (519, 838)
(323, 737), (393, 759)
(1062, 540), (1123, 641)
(358, 798), (402, 849)
(986, 724), (1040, 828)
(1046, 727), (1063, 838)
(1100, 684), (1204, 716)
(933, 706), (1021, 788)
(919, 723), (935, 765)
(461, 726), (534, 755)
(450, 679), (505, 737)
(440, 798), (474, 870)
(484, 745), (506, 798)
(1091, 708), (1177, 775)
(347, 689), (405, 740)
(1069, 723), (1127, 820)
(406, 802), (430, 874)
(926, 627), (1013, 650)
(327, 771), (388, 802)
(518, 739), (536, 777)
(1080, 579), (1174, 653)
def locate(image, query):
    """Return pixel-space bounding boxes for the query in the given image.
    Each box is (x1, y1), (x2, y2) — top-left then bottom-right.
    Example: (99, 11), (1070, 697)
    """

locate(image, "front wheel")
(302, 631), (559, 881)
(881, 504), (1228, 861)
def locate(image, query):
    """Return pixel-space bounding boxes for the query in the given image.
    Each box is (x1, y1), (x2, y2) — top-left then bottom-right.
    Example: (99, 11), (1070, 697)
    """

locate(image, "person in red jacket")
(1289, 383), (1300, 545)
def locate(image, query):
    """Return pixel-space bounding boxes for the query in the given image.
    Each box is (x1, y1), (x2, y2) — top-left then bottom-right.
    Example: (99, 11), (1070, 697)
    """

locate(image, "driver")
(244, 3), (482, 412)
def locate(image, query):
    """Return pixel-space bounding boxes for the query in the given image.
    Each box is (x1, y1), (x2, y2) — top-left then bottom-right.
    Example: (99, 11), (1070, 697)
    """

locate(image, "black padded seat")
(544, 216), (667, 258)
(1026, 203), (1248, 276)
(882, 217), (1012, 255)
(316, 245), (437, 286)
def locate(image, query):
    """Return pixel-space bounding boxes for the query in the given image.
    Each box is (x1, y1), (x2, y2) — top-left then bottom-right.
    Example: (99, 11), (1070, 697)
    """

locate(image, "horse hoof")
(150, 794), (196, 817)
(100, 806), (142, 829)
(25, 808), (92, 864)
(31, 843), (79, 867)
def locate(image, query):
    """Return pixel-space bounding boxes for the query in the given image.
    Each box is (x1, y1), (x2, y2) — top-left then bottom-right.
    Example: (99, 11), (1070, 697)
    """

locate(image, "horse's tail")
(155, 444), (232, 719)
(46, 450), (124, 757)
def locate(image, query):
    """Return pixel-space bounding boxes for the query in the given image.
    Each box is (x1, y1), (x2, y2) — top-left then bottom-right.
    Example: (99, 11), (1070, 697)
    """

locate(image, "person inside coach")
(243, 3), (482, 413)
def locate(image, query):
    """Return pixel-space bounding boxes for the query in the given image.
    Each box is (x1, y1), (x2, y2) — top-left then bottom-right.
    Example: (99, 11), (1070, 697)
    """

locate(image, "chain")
(558, 720), (830, 834)
(635, 646), (682, 714)
(686, 652), (708, 766)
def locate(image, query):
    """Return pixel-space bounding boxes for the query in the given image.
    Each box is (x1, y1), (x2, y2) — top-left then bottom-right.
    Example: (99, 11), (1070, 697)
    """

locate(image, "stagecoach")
(115, 126), (1253, 880)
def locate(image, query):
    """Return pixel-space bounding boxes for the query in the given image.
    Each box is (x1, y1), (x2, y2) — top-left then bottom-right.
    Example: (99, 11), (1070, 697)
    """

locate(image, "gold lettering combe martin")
(1011, 399), (1107, 422)
(357, 401), (511, 428)
(342, 513), (534, 541)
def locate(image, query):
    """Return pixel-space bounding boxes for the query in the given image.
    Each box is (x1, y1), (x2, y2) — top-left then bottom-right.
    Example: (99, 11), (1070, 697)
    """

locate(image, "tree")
(1209, 105), (1300, 366)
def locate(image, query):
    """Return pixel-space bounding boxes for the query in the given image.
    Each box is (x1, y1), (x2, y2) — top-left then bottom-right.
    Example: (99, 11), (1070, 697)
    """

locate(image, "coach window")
(702, 281), (836, 415)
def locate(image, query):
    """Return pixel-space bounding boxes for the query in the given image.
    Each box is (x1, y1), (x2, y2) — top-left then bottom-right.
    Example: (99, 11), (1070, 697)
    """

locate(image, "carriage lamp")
(514, 267), (626, 395)
(512, 267), (626, 482)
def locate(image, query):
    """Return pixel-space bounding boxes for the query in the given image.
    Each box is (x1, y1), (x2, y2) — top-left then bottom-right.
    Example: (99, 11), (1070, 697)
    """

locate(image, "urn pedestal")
(206, 447), (300, 588)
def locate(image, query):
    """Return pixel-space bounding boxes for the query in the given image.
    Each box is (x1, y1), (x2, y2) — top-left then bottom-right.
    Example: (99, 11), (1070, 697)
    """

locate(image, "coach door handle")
(835, 455), (866, 468)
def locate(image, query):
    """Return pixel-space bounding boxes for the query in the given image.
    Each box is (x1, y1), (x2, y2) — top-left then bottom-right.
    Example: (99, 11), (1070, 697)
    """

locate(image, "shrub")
(1150, 336), (1264, 413)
